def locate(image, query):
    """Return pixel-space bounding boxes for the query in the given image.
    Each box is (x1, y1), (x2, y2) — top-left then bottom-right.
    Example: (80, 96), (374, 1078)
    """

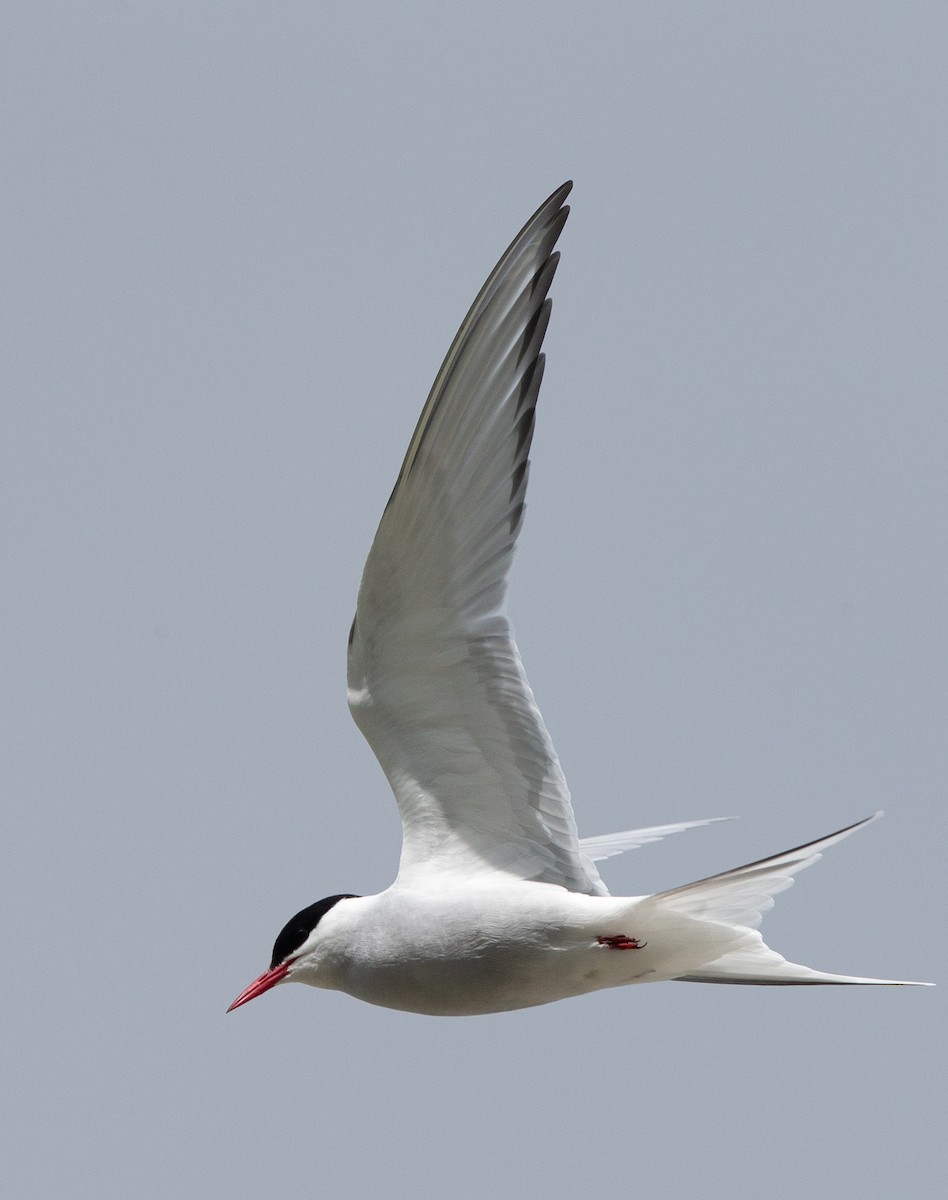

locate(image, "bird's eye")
(270, 920), (310, 970)
(269, 894), (360, 969)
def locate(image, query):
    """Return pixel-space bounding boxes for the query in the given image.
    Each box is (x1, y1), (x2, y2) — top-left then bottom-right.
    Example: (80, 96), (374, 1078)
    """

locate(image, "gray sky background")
(3, 4), (945, 1198)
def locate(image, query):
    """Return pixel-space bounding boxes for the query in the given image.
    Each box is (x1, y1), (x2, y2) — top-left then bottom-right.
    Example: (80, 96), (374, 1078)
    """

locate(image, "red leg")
(597, 934), (646, 950)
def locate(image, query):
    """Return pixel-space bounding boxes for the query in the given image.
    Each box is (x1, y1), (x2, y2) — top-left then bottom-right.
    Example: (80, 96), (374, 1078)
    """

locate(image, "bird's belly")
(336, 928), (657, 1016)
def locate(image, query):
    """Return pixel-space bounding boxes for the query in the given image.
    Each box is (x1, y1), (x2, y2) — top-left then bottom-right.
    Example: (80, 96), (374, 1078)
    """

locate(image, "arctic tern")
(229, 182), (929, 1016)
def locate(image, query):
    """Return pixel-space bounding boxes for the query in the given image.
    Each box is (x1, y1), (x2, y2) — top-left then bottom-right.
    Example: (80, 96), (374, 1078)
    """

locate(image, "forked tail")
(642, 814), (932, 987)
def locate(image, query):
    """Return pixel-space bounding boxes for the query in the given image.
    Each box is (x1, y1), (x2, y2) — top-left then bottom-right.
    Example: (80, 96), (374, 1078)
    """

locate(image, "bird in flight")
(228, 183), (929, 1016)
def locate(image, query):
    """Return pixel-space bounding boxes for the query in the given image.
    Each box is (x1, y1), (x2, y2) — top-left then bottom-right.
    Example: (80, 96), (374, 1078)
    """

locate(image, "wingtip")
(542, 181), (573, 216)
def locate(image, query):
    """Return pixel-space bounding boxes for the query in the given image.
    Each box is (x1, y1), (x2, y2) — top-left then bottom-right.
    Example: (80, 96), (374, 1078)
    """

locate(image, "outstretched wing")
(347, 183), (607, 894)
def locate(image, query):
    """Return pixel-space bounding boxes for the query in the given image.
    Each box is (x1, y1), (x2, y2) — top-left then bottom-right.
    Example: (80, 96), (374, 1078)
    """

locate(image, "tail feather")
(642, 813), (933, 987)
(676, 934), (932, 987)
(652, 813), (882, 930)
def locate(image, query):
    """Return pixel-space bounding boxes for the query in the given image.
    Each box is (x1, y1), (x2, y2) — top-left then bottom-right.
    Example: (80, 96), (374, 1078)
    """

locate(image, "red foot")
(597, 934), (646, 950)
